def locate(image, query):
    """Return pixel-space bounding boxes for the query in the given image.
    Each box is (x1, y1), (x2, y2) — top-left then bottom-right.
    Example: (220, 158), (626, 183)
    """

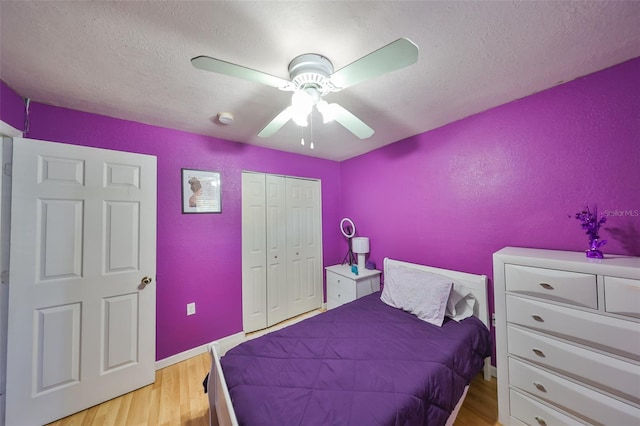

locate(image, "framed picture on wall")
(182, 168), (221, 214)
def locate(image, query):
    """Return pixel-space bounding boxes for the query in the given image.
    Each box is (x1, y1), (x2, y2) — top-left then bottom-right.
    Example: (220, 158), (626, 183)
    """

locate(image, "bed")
(207, 258), (492, 426)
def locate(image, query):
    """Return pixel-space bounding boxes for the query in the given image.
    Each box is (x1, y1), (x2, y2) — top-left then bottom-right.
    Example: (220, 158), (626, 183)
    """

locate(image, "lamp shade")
(352, 237), (370, 254)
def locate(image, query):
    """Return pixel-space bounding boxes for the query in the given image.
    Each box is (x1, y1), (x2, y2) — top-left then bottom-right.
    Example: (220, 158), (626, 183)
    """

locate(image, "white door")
(241, 172), (267, 332)
(286, 178), (322, 317)
(265, 175), (288, 326)
(241, 173), (322, 332)
(5, 138), (157, 425)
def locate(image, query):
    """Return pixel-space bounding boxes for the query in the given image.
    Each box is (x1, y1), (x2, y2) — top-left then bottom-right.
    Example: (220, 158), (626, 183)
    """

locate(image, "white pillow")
(381, 265), (453, 327)
(446, 282), (477, 322)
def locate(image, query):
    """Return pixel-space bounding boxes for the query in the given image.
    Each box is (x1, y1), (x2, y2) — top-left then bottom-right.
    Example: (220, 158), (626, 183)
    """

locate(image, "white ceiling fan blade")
(329, 103), (374, 139)
(329, 38), (419, 90)
(258, 107), (294, 137)
(191, 56), (291, 89)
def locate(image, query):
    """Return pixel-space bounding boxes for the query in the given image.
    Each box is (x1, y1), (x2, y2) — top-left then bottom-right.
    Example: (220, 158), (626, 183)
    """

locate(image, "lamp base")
(358, 253), (366, 272)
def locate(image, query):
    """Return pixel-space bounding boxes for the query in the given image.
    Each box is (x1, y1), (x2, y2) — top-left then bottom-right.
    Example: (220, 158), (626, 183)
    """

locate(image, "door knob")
(141, 276), (153, 286)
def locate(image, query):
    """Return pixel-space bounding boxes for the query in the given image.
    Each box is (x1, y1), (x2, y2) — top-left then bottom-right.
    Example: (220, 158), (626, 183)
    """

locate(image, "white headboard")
(383, 257), (490, 330)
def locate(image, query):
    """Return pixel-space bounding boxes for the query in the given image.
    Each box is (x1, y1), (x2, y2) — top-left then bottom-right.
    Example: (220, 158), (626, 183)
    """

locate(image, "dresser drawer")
(509, 389), (584, 426)
(506, 295), (640, 361)
(507, 325), (640, 403)
(326, 272), (355, 303)
(505, 265), (597, 308)
(605, 276), (640, 319)
(509, 358), (640, 425)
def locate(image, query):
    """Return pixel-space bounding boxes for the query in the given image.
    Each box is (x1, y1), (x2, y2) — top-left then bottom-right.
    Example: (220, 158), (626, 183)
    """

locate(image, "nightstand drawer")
(505, 264), (597, 308)
(509, 358), (640, 426)
(326, 272), (355, 303)
(605, 276), (640, 319)
(507, 325), (640, 403)
(506, 295), (640, 361)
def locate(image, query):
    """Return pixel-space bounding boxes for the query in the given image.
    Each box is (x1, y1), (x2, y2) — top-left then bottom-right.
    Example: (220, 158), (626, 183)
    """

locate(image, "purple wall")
(3, 57), (638, 363)
(340, 57), (640, 360)
(22, 104), (343, 360)
(0, 80), (24, 132)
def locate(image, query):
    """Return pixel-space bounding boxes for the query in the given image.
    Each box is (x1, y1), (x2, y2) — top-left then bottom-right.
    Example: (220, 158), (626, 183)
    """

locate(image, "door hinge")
(3, 162), (11, 176)
(1, 270), (9, 284)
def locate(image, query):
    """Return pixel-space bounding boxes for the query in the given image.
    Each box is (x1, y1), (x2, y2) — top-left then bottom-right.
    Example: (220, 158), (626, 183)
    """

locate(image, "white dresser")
(493, 247), (640, 426)
(325, 264), (381, 310)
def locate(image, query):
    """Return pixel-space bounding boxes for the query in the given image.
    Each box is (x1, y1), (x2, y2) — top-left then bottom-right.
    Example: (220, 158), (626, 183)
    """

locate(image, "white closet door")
(286, 178), (322, 317)
(265, 175), (288, 326)
(241, 173), (267, 333)
(241, 173), (323, 333)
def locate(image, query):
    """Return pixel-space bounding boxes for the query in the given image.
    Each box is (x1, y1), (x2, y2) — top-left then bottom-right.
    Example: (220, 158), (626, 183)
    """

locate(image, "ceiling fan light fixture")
(192, 38), (419, 139)
(316, 100), (334, 123)
(291, 91), (313, 126)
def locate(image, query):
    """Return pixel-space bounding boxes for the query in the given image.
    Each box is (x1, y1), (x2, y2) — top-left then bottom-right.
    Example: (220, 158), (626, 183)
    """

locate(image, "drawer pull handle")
(534, 416), (547, 426)
(539, 282), (554, 290)
(532, 315), (544, 322)
(532, 348), (546, 357)
(533, 382), (547, 392)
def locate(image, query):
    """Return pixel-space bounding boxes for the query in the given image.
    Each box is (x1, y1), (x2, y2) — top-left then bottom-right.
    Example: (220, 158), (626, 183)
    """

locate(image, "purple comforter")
(221, 292), (491, 426)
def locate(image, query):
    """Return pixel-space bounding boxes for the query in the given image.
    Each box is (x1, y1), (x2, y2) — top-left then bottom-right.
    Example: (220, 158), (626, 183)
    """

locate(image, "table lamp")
(352, 237), (370, 272)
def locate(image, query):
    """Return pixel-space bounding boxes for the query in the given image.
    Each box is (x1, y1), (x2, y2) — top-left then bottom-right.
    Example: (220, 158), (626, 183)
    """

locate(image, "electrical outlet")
(187, 302), (196, 316)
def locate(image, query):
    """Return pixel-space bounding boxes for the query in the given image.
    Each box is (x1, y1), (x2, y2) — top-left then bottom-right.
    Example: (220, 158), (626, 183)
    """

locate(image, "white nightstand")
(325, 264), (381, 310)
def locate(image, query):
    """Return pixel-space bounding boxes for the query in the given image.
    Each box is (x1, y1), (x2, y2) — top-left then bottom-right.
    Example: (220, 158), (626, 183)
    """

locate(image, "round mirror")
(340, 217), (356, 238)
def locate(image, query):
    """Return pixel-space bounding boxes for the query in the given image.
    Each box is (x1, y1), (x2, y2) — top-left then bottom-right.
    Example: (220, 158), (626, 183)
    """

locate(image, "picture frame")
(181, 168), (221, 214)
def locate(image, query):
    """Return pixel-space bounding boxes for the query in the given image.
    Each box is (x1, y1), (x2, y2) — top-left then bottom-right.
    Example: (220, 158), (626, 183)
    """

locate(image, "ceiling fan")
(191, 38), (419, 140)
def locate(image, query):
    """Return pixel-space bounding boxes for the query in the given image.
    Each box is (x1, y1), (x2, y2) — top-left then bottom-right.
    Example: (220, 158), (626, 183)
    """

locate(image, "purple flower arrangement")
(574, 205), (607, 258)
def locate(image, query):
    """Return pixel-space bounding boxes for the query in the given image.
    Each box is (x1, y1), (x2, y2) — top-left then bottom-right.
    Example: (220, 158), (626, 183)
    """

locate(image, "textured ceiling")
(1, 1), (639, 161)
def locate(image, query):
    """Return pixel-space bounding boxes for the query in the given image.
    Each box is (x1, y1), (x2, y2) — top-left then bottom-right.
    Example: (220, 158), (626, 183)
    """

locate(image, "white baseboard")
(490, 365), (497, 378)
(210, 332), (246, 357)
(155, 343), (210, 370)
(155, 332), (247, 370)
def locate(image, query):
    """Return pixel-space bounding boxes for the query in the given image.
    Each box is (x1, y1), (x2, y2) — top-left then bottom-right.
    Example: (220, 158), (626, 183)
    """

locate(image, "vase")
(586, 239), (604, 259)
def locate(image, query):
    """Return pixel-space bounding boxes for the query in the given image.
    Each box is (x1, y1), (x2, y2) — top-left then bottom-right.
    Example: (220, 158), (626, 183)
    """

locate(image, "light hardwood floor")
(49, 351), (499, 426)
(48, 353), (211, 426)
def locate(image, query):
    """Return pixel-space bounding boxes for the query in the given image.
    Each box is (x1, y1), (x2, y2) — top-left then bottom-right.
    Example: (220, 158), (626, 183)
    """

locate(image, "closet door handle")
(533, 382), (547, 392)
(532, 315), (544, 322)
(539, 282), (554, 290)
